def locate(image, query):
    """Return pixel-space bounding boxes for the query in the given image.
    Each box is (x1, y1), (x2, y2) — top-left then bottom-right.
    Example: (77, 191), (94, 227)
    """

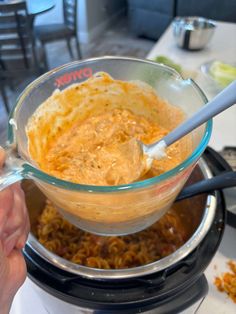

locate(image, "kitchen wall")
(35, 0), (127, 43)
(85, 0), (126, 31)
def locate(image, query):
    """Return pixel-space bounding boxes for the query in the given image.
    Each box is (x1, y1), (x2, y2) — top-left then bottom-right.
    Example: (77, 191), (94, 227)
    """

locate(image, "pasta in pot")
(36, 200), (187, 269)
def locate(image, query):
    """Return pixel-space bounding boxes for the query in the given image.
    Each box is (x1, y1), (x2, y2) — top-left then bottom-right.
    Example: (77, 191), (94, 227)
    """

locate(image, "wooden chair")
(35, 0), (81, 63)
(0, 1), (47, 113)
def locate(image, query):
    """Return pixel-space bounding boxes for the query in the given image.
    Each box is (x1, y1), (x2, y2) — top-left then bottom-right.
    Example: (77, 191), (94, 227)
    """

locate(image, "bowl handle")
(0, 145), (25, 191)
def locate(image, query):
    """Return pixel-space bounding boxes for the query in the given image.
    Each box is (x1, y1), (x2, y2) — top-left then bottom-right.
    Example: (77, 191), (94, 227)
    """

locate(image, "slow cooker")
(22, 147), (234, 314)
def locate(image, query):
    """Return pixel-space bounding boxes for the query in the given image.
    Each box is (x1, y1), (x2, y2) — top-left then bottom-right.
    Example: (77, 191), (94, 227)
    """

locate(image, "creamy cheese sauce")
(41, 108), (183, 185)
(26, 73), (191, 186)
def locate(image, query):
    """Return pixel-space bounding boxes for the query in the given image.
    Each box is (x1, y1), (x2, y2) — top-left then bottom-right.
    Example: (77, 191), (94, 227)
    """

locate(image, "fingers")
(0, 147), (30, 256)
(15, 201), (30, 250)
(0, 188), (14, 237)
(0, 146), (6, 168)
(15, 188), (30, 249)
(8, 248), (27, 285)
(3, 217), (29, 255)
(4, 248), (27, 301)
(3, 229), (22, 256)
(0, 147), (12, 234)
(1, 183), (30, 256)
(15, 220), (30, 250)
(5, 185), (24, 232)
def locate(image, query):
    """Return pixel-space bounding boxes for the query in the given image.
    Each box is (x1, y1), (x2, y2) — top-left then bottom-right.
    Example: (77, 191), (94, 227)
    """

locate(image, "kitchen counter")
(147, 20), (236, 314)
(147, 21), (236, 152)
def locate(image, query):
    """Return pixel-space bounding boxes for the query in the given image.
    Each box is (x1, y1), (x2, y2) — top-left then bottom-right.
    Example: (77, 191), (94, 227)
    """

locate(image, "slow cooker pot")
(22, 147), (229, 313)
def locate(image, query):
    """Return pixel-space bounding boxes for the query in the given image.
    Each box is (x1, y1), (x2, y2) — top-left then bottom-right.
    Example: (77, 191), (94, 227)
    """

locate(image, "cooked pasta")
(36, 200), (187, 269)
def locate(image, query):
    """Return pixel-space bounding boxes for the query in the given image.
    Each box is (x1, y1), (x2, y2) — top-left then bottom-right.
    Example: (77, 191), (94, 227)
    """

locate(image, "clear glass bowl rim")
(8, 56), (212, 193)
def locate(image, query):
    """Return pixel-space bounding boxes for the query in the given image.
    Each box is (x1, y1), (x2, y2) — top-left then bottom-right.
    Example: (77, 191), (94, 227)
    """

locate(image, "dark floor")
(0, 19), (155, 145)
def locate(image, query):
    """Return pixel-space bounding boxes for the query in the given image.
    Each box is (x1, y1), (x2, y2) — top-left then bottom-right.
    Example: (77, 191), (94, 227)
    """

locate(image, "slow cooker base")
(25, 274), (208, 314)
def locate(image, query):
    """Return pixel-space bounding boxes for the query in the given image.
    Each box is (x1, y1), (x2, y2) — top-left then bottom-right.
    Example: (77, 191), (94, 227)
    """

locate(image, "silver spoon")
(141, 80), (236, 169)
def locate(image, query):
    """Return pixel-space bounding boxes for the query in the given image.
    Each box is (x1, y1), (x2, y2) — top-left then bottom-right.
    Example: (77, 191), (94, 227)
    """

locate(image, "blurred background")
(0, 0), (236, 146)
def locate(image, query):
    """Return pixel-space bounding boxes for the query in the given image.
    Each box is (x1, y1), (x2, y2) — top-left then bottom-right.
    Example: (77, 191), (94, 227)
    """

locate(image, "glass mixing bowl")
(1, 57), (212, 235)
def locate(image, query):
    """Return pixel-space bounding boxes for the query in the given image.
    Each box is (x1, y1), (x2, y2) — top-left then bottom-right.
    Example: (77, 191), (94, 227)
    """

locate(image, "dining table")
(0, 0), (55, 16)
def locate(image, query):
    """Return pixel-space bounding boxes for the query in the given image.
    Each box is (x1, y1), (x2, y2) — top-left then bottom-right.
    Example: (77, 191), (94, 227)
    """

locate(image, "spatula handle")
(176, 171), (236, 201)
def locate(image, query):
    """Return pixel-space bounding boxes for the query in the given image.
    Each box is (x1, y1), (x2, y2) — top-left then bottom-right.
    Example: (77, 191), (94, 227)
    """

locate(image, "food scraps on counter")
(214, 260), (236, 303)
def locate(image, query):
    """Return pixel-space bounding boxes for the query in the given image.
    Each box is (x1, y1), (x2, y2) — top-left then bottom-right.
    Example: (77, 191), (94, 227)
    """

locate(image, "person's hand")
(0, 147), (30, 314)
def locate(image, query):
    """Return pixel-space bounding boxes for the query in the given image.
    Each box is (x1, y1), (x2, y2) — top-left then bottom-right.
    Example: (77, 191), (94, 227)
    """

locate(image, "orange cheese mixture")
(214, 260), (236, 303)
(26, 73), (190, 186)
(39, 108), (186, 185)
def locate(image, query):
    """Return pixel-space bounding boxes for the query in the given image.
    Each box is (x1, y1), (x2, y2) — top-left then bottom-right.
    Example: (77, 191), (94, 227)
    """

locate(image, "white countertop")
(198, 225), (236, 314)
(147, 20), (236, 314)
(147, 21), (236, 151)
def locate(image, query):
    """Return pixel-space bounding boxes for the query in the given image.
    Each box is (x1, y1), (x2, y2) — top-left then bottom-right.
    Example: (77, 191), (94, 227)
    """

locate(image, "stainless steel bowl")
(24, 158), (217, 280)
(172, 16), (216, 50)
